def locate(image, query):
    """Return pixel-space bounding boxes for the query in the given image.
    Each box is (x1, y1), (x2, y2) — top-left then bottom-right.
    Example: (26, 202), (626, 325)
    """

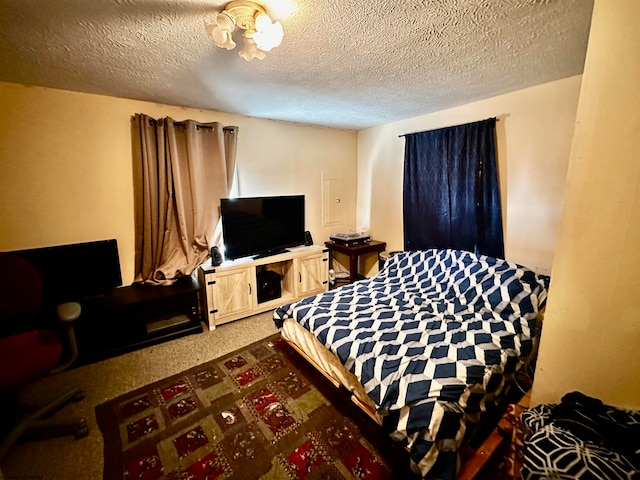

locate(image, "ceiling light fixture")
(206, 1), (283, 61)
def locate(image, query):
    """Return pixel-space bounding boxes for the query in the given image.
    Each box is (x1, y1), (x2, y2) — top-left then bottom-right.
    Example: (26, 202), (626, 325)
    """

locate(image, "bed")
(273, 249), (549, 479)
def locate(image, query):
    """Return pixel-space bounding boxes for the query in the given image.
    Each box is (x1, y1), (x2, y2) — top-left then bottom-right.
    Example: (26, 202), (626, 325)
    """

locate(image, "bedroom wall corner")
(356, 76), (582, 276)
(531, 0), (640, 409)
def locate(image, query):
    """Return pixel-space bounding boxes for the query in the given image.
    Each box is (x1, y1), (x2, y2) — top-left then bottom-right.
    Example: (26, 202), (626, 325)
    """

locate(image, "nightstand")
(324, 240), (386, 284)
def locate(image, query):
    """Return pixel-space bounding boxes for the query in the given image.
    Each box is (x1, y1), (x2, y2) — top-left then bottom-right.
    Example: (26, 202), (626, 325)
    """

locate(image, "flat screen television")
(220, 195), (306, 260)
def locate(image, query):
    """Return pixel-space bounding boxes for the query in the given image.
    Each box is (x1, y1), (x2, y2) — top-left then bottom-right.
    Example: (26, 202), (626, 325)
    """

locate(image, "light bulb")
(253, 13), (283, 52)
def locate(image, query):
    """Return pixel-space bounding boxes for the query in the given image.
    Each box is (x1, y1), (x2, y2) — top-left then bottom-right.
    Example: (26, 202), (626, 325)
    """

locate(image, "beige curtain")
(131, 114), (238, 285)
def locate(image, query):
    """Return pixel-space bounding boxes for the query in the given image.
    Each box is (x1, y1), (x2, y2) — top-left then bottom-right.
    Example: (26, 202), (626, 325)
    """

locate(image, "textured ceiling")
(0, 0), (593, 130)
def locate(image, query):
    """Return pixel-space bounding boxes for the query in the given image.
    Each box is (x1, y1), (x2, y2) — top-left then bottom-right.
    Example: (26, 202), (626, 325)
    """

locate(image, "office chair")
(0, 252), (88, 461)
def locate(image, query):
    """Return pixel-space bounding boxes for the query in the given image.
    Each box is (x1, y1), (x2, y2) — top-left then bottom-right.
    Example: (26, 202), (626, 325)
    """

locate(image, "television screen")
(221, 195), (306, 260)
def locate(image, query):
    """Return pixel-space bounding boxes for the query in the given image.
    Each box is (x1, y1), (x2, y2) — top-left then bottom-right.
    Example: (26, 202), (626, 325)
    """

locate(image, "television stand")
(75, 276), (203, 366)
(198, 245), (329, 329)
(253, 249), (290, 260)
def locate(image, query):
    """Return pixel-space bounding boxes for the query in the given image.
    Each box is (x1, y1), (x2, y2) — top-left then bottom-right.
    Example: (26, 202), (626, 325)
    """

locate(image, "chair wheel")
(74, 421), (89, 439)
(72, 392), (84, 402)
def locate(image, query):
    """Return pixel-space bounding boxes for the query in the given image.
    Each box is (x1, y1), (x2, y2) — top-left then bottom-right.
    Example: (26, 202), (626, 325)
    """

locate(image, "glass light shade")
(239, 36), (266, 61)
(253, 13), (283, 52)
(211, 12), (236, 50)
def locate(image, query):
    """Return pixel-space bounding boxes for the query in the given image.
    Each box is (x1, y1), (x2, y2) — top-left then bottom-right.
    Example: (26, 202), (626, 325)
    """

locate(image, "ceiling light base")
(206, 0), (283, 61)
(224, 1), (266, 31)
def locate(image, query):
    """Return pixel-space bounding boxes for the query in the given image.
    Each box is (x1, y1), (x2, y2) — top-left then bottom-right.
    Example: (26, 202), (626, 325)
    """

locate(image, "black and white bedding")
(522, 391), (640, 480)
(274, 249), (549, 478)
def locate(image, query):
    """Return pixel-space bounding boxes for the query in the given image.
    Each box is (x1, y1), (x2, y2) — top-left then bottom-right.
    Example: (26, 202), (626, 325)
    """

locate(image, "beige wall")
(357, 76), (582, 275)
(0, 83), (357, 285)
(531, 0), (640, 409)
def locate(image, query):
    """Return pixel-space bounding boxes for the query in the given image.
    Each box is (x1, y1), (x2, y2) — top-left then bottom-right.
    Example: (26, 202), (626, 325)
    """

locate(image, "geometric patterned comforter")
(274, 249), (549, 479)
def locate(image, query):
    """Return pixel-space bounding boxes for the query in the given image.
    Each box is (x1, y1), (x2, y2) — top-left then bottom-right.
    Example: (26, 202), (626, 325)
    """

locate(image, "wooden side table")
(324, 240), (386, 284)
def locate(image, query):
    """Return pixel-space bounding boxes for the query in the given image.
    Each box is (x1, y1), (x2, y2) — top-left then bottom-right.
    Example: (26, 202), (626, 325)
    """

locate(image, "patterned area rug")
(96, 334), (416, 480)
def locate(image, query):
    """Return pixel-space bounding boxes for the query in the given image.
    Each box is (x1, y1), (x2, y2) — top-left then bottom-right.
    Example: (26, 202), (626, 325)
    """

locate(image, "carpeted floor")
(0, 312), (279, 480)
(95, 334), (408, 479)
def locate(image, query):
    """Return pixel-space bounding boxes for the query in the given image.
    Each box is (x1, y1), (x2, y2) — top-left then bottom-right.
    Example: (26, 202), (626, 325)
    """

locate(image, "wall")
(0, 83), (357, 285)
(357, 76), (582, 275)
(531, 0), (640, 409)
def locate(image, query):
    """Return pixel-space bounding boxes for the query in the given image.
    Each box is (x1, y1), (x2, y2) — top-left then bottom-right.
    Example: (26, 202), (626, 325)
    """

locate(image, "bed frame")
(283, 335), (380, 422)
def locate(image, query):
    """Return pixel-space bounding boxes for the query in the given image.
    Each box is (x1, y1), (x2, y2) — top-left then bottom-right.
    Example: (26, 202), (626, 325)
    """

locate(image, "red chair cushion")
(0, 330), (62, 391)
(0, 253), (43, 317)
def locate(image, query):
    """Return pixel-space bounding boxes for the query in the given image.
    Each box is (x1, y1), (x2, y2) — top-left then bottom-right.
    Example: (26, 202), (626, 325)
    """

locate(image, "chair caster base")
(74, 419), (89, 439)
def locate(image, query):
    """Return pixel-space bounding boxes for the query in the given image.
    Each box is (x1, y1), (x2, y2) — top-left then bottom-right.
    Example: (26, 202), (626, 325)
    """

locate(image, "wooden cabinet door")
(211, 267), (255, 325)
(297, 253), (328, 297)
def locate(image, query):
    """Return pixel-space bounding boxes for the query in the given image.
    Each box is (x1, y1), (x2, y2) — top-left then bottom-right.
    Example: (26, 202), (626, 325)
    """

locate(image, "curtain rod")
(398, 117), (499, 138)
(175, 122), (238, 132)
(135, 115), (238, 132)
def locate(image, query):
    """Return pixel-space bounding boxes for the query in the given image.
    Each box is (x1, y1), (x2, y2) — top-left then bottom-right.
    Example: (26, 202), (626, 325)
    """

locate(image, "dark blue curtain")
(402, 118), (504, 258)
